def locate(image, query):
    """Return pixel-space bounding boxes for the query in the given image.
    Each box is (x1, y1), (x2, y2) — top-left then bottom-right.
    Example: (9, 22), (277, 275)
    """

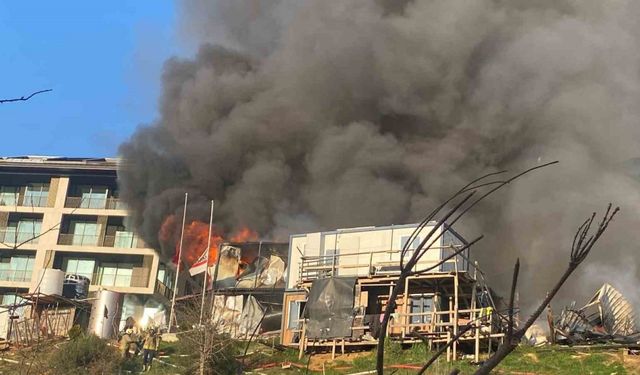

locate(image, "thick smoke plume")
(119, 0), (640, 308)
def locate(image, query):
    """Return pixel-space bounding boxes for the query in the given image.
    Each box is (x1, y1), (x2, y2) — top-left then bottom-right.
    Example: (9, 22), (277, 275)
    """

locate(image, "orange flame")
(161, 216), (258, 267)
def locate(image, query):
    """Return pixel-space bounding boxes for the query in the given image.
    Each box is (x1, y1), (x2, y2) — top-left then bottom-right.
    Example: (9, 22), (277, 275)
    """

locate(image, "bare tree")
(0, 89), (52, 104)
(375, 161), (558, 375)
(175, 295), (240, 375)
(471, 205), (618, 374)
(415, 205), (618, 375)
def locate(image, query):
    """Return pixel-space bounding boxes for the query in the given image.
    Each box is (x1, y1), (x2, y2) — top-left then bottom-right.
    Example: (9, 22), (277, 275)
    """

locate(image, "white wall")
(286, 223), (468, 289)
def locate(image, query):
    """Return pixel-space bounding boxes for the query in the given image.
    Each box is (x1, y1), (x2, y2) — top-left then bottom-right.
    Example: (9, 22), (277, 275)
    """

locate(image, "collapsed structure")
(554, 283), (639, 345)
(281, 223), (506, 361)
(178, 241), (288, 339)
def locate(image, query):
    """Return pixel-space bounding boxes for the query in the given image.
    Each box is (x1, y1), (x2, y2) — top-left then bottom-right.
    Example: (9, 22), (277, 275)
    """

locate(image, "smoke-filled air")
(118, 0), (640, 309)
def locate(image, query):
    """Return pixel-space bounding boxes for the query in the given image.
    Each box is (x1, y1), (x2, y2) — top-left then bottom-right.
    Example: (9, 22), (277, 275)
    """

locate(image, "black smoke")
(119, 0), (640, 308)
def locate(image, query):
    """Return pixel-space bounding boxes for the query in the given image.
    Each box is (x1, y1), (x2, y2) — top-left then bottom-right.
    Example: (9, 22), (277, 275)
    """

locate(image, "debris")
(555, 284), (639, 345)
(524, 324), (549, 346)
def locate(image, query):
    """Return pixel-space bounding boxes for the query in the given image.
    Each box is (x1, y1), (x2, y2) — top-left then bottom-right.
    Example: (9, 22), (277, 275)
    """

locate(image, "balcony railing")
(0, 269), (32, 282)
(58, 233), (100, 246)
(0, 228), (40, 245)
(62, 272), (150, 288)
(64, 196), (127, 210)
(58, 233), (144, 248)
(0, 193), (49, 207)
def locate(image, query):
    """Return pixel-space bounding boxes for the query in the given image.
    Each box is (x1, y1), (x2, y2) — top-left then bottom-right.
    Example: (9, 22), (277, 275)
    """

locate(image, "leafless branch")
(507, 258), (520, 341)
(375, 162), (558, 375)
(472, 204), (619, 375)
(0, 89), (52, 104)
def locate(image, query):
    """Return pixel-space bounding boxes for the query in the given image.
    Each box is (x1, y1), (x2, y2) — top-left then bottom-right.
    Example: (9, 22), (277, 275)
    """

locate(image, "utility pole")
(168, 193), (188, 332)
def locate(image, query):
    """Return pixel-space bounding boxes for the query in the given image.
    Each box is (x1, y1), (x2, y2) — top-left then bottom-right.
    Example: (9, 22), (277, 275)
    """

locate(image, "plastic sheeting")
(305, 277), (356, 339)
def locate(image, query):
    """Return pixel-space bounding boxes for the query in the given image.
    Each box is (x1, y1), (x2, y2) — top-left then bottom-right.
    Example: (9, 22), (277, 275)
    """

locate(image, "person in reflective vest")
(142, 327), (161, 371)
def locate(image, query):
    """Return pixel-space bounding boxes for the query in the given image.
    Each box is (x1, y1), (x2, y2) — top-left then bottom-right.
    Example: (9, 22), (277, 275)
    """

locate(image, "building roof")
(0, 155), (119, 175)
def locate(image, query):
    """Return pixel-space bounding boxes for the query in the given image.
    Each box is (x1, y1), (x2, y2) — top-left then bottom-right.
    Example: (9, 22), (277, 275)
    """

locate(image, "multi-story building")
(0, 156), (177, 332)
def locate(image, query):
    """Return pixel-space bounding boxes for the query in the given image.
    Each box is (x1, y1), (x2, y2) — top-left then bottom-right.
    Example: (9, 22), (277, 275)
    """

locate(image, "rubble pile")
(554, 284), (640, 345)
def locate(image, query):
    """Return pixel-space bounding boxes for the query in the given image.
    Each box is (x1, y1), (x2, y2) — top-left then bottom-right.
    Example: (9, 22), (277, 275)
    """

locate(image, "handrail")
(64, 196), (127, 210)
(300, 245), (465, 261)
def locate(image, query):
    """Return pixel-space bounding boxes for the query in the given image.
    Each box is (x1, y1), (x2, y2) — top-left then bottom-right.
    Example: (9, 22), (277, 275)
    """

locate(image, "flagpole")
(199, 200), (215, 326)
(168, 192), (188, 333)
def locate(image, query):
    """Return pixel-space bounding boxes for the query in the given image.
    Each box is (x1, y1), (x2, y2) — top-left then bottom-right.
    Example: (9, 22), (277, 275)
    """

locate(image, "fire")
(160, 216), (258, 267)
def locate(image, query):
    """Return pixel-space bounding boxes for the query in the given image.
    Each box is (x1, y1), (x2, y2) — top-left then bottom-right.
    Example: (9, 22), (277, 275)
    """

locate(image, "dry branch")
(471, 204), (619, 375)
(0, 89), (52, 104)
(375, 162), (558, 375)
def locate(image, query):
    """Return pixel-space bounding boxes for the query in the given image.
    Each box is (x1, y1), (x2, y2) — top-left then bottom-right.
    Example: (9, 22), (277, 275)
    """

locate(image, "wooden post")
(453, 271), (459, 361)
(448, 297), (453, 362)
(446, 331), (452, 362)
(298, 322), (306, 359)
(332, 339), (337, 360)
(471, 266), (479, 363)
(402, 276), (409, 340)
(387, 283), (394, 337)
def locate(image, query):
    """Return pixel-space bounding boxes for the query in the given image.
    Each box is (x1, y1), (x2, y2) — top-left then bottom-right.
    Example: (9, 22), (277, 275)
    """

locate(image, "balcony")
(0, 269), (32, 282)
(64, 196), (126, 210)
(0, 228), (39, 245)
(58, 232), (144, 248)
(0, 193), (48, 208)
(62, 272), (149, 289)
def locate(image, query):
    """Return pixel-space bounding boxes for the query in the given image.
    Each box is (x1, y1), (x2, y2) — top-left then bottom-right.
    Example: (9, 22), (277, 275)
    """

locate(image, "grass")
(247, 343), (631, 375)
(0, 338), (632, 374)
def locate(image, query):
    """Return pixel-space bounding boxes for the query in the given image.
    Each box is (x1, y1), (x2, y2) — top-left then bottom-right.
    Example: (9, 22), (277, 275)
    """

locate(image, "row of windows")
(0, 255), (169, 291)
(0, 183), (124, 209)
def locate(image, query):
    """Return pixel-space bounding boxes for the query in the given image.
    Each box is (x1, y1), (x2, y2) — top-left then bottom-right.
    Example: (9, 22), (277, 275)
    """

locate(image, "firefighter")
(142, 327), (161, 371)
(119, 328), (135, 358)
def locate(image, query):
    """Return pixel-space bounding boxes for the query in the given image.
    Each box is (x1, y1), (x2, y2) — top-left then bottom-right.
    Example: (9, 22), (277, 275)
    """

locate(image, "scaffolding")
(4, 293), (90, 347)
(282, 249), (507, 362)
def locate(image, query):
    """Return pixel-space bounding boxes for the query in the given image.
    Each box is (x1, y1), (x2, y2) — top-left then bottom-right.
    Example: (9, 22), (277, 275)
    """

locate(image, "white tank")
(88, 289), (122, 339)
(37, 269), (65, 296)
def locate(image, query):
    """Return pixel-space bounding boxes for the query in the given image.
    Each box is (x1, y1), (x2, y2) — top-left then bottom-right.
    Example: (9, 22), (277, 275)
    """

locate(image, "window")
(0, 186), (18, 206)
(409, 295), (433, 324)
(23, 183), (49, 207)
(0, 255), (34, 282)
(287, 301), (302, 329)
(5, 219), (42, 244)
(98, 263), (133, 287)
(1, 294), (26, 306)
(70, 221), (100, 246)
(114, 231), (135, 248)
(63, 258), (96, 281)
(79, 186), (108, 209)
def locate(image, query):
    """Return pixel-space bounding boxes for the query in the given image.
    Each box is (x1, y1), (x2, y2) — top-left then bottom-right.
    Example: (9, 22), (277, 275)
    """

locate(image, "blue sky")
(0, 2), (184, 157)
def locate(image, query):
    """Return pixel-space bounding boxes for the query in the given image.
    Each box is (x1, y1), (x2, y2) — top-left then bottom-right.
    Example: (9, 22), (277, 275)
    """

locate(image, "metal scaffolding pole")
(168, 192), (188, 332)
(199, 200), (215, 325)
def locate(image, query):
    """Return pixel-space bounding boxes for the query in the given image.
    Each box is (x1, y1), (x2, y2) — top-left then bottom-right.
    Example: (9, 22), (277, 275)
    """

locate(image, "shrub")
(48, 333), (121, 375)
(67, 325), (83, 341)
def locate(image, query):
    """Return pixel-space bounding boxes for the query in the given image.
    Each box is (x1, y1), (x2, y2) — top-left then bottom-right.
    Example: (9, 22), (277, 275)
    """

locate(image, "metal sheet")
(305, 277), (356, 339)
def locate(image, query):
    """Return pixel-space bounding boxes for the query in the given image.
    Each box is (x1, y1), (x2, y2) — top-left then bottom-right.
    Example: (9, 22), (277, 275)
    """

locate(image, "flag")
(189, 250), (209, 276)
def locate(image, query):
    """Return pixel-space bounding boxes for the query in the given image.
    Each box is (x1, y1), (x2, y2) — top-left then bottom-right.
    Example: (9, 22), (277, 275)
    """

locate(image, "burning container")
(88, 289), (122, 339)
